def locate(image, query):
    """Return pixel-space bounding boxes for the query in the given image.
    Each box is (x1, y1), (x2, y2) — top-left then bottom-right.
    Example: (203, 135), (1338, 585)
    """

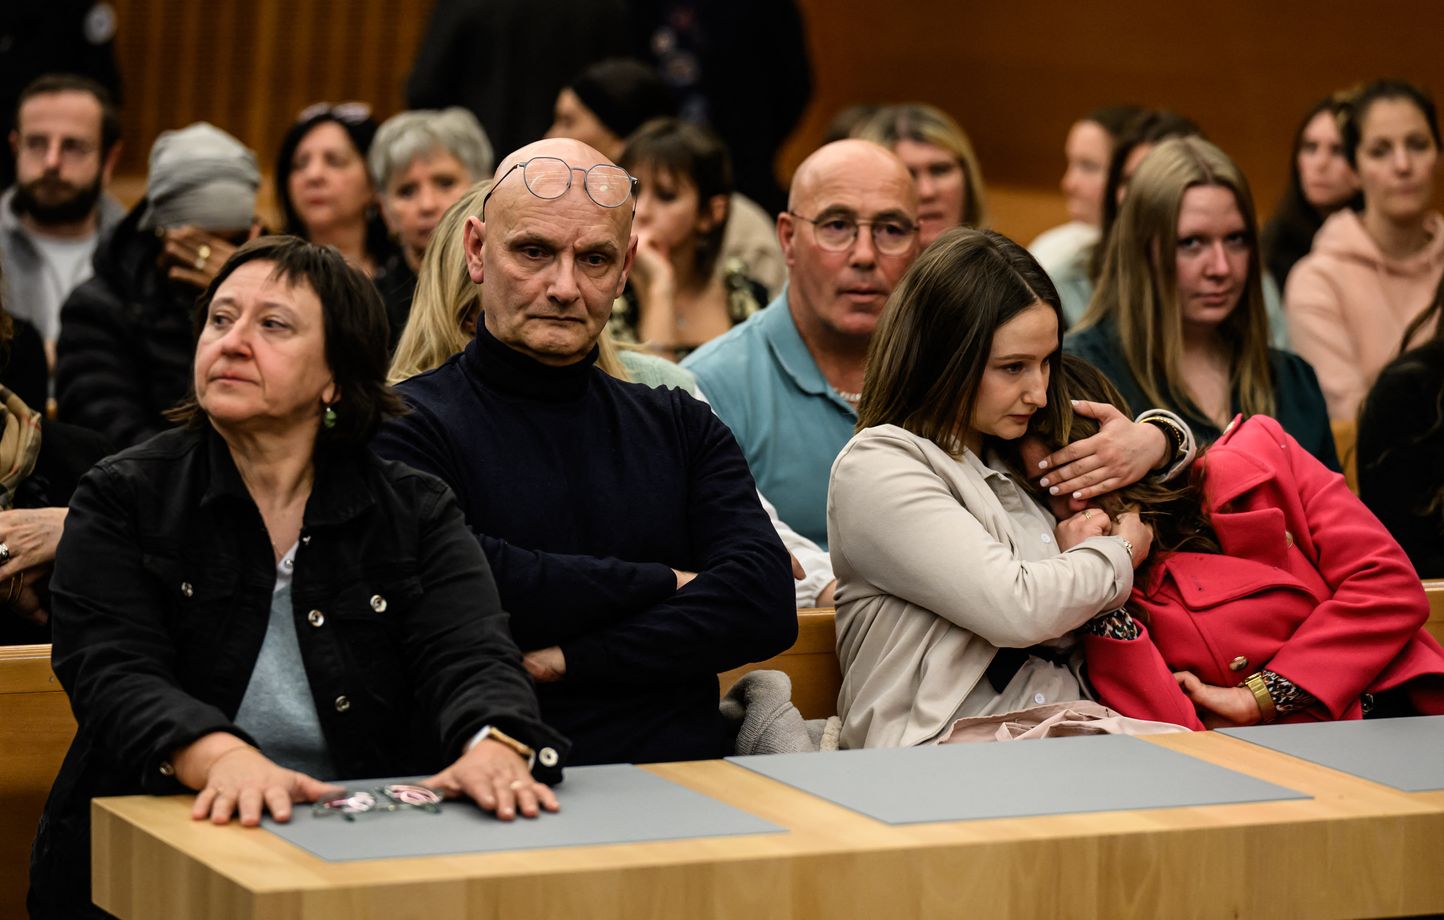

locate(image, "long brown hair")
(857, 227), (1064, 453)
(1077, 136), (1276, 422)
(1360, 270), (1444, 524)
(1005, 355), (1221, 577)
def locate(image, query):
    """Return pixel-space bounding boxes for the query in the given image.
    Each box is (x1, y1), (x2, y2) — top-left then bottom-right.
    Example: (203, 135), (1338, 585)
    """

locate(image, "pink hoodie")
(1285, 209), (1444, 420)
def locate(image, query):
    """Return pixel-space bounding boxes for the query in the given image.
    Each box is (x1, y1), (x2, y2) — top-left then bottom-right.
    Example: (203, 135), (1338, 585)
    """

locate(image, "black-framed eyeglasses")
(312, 783), (443, 821)
(481, 156), (638, 220)
(787, 211), (919, 255)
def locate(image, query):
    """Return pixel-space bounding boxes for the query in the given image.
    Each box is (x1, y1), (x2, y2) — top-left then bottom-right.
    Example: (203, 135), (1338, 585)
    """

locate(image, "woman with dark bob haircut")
(613, 117), (767, 359)
(829, 227), (1202, 749)
(29, 237), (568, 919)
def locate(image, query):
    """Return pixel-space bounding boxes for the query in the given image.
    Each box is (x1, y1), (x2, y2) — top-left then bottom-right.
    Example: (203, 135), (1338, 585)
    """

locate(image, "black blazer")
(29, 426), (567, 918)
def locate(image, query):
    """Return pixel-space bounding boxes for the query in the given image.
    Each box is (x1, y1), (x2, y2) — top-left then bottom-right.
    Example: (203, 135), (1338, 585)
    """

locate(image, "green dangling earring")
(322, 403), (338, 430)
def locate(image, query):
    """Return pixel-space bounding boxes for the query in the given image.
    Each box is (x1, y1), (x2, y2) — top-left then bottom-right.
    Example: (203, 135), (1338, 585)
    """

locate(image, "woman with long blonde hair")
(1067, 137), (1337, 468)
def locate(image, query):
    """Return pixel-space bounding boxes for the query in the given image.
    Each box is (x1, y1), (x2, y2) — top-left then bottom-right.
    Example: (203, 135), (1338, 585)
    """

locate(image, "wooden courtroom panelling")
(91, 731), (1444, 920)
(107, 0), (437, 223)
(782, 0), (1444, 242)
(0, 645), (75, 920)
(101, 2), (1444, 241)
(719, 608), (840, 719)
(1427, 580), (1444, 647)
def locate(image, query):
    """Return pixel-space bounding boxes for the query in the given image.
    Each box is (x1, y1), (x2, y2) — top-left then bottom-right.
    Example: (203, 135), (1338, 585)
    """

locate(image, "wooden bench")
(725, 585), (1444, 720)
(720, 608), (840, 720)
(1331, 419), (1359, 494)
(1, 583), (1435, 917)
(0, 644), (74, 918)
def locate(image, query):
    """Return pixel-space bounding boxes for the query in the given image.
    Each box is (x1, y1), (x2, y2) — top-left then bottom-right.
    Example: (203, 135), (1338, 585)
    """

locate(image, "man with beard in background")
(0, 74), (123, 367)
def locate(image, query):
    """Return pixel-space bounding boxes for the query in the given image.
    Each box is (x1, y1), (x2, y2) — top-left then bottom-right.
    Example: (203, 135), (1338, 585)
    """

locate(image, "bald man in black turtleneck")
(372, 138), (795, 765)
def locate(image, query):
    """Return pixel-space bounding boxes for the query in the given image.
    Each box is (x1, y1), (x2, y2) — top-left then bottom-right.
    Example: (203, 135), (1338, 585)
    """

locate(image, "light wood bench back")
(719, 608), (840, 720)
(725, 586), (1444, 721)
(0, 644), (74, 918)
(1331, 420), (1359, 494)
(1426, 580), (1444, 647)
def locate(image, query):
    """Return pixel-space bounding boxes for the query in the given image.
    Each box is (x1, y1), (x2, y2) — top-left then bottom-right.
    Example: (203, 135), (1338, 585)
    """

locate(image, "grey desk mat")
(728, 734), (1307, 825)
(1220, 716), (1444, 791)
(264, 763), (781, 862)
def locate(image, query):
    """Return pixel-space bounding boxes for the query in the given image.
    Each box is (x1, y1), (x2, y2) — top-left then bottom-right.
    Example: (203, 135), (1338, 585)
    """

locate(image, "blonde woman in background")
(852, 103), (988, 247)
(1066, 137), (1337, 468)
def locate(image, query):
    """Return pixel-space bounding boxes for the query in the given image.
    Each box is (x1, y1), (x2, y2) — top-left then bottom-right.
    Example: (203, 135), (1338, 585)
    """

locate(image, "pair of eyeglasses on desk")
(313, 783), (442, 820)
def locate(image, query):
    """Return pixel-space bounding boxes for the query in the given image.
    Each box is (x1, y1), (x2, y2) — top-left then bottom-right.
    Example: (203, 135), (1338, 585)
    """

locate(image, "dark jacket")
(1359, 339), (1444, 578)
(54, 199), (198, 449)
(1, 314), (49, 416)
(29, 425), (567, 919)
(372, 326), (797, 766)
(1065, 317), (1341, 472)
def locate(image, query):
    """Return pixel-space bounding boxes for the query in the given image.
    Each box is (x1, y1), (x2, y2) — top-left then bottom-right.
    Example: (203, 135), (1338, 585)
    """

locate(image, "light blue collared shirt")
(684, 288), (856, 549)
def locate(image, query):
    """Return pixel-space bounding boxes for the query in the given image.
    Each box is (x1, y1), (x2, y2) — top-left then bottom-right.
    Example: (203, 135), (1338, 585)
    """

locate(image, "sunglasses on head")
(296, 101), (373, 125)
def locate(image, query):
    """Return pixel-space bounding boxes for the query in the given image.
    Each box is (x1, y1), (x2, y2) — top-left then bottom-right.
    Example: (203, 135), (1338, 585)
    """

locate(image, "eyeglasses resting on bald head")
(481, 156), (638, 220)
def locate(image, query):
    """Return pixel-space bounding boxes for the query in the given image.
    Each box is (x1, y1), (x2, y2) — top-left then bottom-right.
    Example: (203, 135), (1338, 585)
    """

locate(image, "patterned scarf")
(0, 386), (42, 510)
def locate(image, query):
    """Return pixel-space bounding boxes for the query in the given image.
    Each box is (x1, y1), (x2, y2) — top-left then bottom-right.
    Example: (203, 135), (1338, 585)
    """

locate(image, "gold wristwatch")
(1243, 672), (1278, 723)
(473, 725), (536, 768)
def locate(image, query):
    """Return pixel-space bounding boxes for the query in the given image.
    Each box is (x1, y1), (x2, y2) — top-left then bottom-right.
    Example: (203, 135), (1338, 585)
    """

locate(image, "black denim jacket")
(30, 426), (567, 918)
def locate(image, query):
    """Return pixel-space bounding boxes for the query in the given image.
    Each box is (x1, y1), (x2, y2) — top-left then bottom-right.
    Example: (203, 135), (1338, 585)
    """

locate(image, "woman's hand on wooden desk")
(423, 740), (560, 821)
(176, 732), (340, 826)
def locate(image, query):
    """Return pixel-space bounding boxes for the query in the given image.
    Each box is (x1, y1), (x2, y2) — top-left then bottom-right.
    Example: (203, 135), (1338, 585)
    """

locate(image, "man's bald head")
(788, 139), (917, 215)
(464, 138), (638, 366)
(778, 139), (920, 346)
(484, 137), (631, 232)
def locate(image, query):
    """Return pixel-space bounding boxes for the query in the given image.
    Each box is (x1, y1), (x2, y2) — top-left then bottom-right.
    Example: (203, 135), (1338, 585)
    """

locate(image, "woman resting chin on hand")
(29, 238), (567, 920)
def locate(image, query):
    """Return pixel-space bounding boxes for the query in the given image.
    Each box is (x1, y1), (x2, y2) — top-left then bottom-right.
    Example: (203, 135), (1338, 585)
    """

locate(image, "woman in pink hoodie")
(1285, 79), (1444, 420)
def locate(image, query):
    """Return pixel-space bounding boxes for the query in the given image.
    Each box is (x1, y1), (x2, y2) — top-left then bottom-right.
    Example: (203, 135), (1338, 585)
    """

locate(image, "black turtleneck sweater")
(372, 327), (796, 765)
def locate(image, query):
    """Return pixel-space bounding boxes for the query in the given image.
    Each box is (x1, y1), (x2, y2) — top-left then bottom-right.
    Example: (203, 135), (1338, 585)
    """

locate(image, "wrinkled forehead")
(493, 185), (632, 250)
(795, 163), (917, 220)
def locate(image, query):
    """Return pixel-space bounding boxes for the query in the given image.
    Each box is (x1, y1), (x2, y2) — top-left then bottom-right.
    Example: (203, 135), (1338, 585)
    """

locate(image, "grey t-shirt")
(27, 231), (97, 342)
(233, 544), (336, 780)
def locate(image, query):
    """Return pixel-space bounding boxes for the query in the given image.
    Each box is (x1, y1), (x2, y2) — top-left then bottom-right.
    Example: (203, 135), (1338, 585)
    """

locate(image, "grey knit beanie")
(141, 122), (260, 232)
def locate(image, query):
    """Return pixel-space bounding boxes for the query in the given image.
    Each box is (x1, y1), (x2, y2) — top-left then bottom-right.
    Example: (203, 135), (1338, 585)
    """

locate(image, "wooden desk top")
(92, 731), (1444, 920)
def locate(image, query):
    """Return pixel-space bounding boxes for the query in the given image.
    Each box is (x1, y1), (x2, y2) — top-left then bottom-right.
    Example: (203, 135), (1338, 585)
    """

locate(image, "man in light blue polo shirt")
(684, 140), (921, 548)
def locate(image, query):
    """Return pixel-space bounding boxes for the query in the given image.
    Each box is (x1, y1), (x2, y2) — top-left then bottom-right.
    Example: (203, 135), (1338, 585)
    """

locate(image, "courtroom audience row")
(4, 54), (1444, 919)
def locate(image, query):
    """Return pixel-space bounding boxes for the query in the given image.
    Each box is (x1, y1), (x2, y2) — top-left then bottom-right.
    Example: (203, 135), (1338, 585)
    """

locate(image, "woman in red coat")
(1017, 356), (1444, 729)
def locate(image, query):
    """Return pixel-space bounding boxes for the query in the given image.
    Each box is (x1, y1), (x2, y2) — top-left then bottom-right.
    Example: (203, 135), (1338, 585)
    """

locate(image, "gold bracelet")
(1244, 672), (1277, 723)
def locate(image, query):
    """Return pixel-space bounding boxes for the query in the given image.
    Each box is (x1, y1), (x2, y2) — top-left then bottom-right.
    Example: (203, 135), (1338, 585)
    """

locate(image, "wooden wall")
(107, 0), (1444, 241)
(108, 0), (436, 217)
(783, 0), (1444, 239)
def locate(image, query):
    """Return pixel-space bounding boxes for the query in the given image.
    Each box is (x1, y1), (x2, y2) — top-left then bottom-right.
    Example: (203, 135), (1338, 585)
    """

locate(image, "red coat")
(1087, 415), (1444, 729)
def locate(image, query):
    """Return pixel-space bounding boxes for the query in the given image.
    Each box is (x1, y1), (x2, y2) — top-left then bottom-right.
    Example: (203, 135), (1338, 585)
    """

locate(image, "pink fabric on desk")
(938, 700), (1188, 743)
